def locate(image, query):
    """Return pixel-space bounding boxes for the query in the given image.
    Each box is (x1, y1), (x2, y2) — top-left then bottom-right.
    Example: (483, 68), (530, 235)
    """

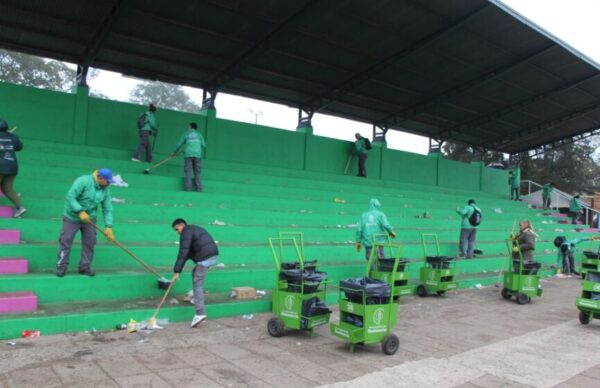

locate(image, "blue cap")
(98, 168), (113, 184)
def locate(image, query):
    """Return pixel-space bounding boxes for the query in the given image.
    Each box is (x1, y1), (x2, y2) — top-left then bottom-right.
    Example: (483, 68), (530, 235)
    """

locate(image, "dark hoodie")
(0, 120), (23, 175)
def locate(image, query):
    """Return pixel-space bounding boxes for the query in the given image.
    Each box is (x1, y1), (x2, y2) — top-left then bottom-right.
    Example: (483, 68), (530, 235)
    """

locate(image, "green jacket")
(356, 199), (393, 247)
(457, 204), (480, 229)
(354, 138), (367, 155)
(542, 183), (553, 198)
(141, 111), (159, 132)
(569, 197), (581, 213)
(64, 173), (113, 227)
(174, 129), (205, 158)
(513, 229), (536, 261)
(508, 171), (520, 189)
(557, 238), (588, 266)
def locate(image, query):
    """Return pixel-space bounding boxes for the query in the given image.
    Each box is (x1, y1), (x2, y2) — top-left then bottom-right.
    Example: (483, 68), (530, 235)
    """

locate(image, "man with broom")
(56, 169), (115, 277)
(171, 122), (206, 192)
(171, 218), (219, 328)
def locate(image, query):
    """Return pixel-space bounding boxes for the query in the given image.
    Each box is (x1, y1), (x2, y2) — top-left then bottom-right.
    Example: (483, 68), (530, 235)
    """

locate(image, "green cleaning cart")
(576, 270), (600, 325)
(267, 232), (331, 337)
(580, 243), (600, 279)
(330, 241), (401, 355)
(416, 234), (459, 297)
(501, 239), (543, 304)
(369, 234), (412, 300)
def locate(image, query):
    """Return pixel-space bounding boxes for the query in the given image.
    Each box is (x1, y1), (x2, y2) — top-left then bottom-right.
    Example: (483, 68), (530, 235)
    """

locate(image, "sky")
(87, 0), (600, 155)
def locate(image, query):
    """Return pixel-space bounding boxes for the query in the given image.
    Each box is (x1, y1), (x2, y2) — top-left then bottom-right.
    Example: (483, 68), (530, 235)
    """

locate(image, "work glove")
(512, 246), (519, 253)
(173, 273), (180, 281)
(104, 227), (115, 242)
(170, 153), (177, 157)
(355, 243), (362, 252)
(389, 231), (396, 238)
(509, 233), (516, 240)
(79, 211), (90, 224)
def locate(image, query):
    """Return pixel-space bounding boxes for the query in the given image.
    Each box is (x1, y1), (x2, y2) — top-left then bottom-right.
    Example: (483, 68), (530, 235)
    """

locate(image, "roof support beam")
(510, 127), (600, 156)
(301, 3), (491, 113)
(80, 0), (126, 68)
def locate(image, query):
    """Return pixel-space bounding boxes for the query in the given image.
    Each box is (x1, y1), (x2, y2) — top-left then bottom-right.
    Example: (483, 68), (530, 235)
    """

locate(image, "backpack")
(364, 138), (372, 150)
(468, 207), (482, 226)
(136, 113), (147, 130)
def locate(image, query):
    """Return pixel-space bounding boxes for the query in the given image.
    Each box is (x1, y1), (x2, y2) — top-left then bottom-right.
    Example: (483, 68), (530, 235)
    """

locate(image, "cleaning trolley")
(267, 232), (330, 337)
(330, 241), (401, 355)
(501, 239), (543, 304)
(368, 234), (412, 300)
(576, 269), (600, 325)
(416, 234), (458, 297)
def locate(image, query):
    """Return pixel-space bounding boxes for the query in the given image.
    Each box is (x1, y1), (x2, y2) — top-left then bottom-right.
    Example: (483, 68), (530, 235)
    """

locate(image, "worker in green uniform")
(508, 169), (520, 201)
(56, 169), (115, 277)
(356, 199), (396, 273)
(353, 133), (369, 178)
(456, 199), (482, 258)
(569, 195), (582, 224)
(132, 103), (159, 163)
(553, 236), (597, 275)
(542, 182), (553, 209)
(172, 122), (206, 192)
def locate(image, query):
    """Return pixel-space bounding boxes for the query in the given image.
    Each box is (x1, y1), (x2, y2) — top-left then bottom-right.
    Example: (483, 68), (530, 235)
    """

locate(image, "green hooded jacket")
(569, 197), (581, 213)
(456, 204), (481, 230)
(141, 111), (159, 132)
(356, 199), (393, 247)
(63, 172), (113, 227)
(557, 238), (588, 267)
(354, 138), (367, 155)
(542, 183), (553, 198)
(174, 129), (205, 158)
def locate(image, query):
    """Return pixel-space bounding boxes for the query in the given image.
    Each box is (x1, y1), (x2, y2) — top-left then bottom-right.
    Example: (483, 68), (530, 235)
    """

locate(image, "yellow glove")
(591, 236), (598, 241)
(355, 243), (362, 252)
(509, 233), (515, 240)
(104, 227), (115, 242)
(389, 231), (397, 238)
(79, 211), (90, 223)
(512, 246), (519, 253)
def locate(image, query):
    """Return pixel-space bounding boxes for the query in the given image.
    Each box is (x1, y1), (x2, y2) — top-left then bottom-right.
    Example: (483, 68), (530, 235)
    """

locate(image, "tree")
(0, 49), (75, 92)
(442, 140), (506, 165)
(520, 138), (600, 194)
(129, 81), (200, 113)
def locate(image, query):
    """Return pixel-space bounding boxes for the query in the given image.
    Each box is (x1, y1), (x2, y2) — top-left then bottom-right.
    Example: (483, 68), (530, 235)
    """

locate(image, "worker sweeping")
(355, 199), (396, 273)
(171, 218), (219, 328)
(56, 169), (115, 277)
(171, 122), (206, 192)
(553, 236), (597, 275)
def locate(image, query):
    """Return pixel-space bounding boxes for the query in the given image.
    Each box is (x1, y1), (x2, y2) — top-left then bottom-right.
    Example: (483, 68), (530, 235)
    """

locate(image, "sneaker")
(78, 268), (96, 277)
(56, 268), (67, 277)
(131, 157), (141, 162)
(190, 314), (207, 328)
(13, 208), (27, 218)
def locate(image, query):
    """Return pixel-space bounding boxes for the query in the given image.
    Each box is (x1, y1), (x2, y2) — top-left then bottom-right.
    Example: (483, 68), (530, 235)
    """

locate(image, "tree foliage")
(129, 81), (200, 113)
(0, 49), (75, 92)
(442, 140), (505, 165)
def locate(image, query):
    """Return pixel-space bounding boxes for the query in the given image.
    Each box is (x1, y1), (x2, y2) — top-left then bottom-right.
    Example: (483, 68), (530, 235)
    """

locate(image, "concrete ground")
(1, 276), (598, 388)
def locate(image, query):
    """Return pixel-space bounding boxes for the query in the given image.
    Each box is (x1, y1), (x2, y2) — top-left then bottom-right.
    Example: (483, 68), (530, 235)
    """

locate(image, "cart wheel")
(516, 293), (530, 305)
(437, 291), (446, 297)
(267, 317), (284, 337)
(416, 285), (427, 298)
(581, 273), (586, 280)
(501, 288), (511, 300)
(579, 311), (591, 325)
(381, 334), (399, 355)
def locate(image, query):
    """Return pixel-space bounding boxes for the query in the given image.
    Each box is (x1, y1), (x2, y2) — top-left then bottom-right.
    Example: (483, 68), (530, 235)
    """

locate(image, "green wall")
(0, 81), (507, 195)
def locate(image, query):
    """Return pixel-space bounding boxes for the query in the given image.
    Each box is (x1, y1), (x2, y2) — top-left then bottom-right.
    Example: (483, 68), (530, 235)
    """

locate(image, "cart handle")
(421, 233), (440, 258)
(279, 232), (305, 264)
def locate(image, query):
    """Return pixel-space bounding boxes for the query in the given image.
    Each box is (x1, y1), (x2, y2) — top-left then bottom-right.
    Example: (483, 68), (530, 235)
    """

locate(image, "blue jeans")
(459, 228), (477, 258)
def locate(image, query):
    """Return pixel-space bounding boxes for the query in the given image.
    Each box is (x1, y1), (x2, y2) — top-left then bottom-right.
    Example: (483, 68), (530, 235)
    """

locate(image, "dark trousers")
(561, 252), (577, 274)
(56, 217), (97, 271)
(543, 196), (551, 209)
(358, 153), (368, 177)
(0, 174), (22, 208)
(459, 228), (477, 258)
(365, 245), (385, 274)
(510, 188), (520, 200)
(184, 157), (202, 191)
(133, 130), (153, 162)
(570, 211), (580, 224)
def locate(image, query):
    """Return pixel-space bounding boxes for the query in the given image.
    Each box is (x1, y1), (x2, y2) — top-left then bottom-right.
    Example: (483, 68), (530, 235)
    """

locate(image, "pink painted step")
(0, 230), (20, 244)
(0, 292), (37, 314)
(0, 258), (28, 274)
(575, 228), (600, 233)
(0, 206), (14, 218)
(548, 213), (569, 217)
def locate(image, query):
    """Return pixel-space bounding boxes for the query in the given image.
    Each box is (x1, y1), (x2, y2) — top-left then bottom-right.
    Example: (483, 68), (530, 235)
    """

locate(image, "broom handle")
(8, 126), (17, 133)
(150, 277), (175, 321)
(89, 222), (163, 278)
(148, 154), (176, 171)
(498, 219), (518, 283)
(344, 153), (353, 174)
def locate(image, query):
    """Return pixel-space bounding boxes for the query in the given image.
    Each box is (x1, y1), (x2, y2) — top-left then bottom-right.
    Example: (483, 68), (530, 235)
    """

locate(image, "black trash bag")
(281, 260), (318, 271)
(512, 260), (541, 275)
(281, 269), (327, 293)
(426, 256), (455, 269)
(588, 271), (600, 282)
(584, 251), (600, 260)
(344, 313), (363, 328)
(302, 296), (331, 317)
(376, 258), (409, 273)
(340, 277), (390, 305)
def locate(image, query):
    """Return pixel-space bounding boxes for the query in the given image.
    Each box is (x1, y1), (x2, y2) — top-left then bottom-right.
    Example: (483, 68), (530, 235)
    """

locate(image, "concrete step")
(0, 291), (37, 314)
(0, 258), (28, 274)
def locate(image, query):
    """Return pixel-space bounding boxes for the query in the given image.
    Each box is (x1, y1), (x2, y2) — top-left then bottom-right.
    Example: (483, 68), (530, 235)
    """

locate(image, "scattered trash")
(115, 324), (126, 330)
(127, 318), (139, 333)
(138, 338), (150, 343)
(336, 224), (342, 228)
(242, 314), (254, 320)
(346, 223), (357, 228)
(215, 240), (220, 244)
(543, 249), (551, 254)
(554, 228), (564, 232)
(183, 290), (194, 301)
(231, 287), (256, 300)
(111, 174), (129, 188)
(334, 197), (346, 203)
(241, 263), (246, 267)
(6, 342), (16, 346)
(296, 342), (302, 346)
(494, 208), (502, 214)
(474, 283), (483, 289)
(214, 263), (226, 268)
(174, 241), (180, 245)
(169, 298), (179, 305)
(256, 290), (267, 297)
(212, 219), (226, 226)
(299, 209), (307, 213)
(21, 330), (40, 338)
(111, 197), (126, 204)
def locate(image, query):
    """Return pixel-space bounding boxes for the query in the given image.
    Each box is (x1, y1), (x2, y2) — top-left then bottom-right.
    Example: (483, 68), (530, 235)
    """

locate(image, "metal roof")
(1, 0), (599, 154)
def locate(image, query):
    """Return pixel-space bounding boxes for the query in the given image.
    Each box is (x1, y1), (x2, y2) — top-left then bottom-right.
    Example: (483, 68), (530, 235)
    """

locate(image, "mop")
(89, 222), (171, 289)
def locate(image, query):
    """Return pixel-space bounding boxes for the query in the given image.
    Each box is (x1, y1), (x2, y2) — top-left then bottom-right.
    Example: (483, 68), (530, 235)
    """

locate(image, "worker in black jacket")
(172, 218), (219, 328)
(0, 119), (26, 217)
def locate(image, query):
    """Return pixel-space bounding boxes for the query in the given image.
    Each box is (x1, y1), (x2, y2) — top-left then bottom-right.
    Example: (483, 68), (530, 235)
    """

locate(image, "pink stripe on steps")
(0, 230), (20, 244)
(0, 258), (28, 274)
(0, 292), (38, 314)
(0, 206), (14, 218)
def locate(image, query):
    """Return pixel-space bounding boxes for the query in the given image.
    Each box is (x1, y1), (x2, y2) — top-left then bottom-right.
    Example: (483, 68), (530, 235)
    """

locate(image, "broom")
(89, 222), (170, 289)
(143, 153), (178, 175)
(495, 219), (517, 287)
(146, 275), (176, 329)
(343, 153), (353, 175)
